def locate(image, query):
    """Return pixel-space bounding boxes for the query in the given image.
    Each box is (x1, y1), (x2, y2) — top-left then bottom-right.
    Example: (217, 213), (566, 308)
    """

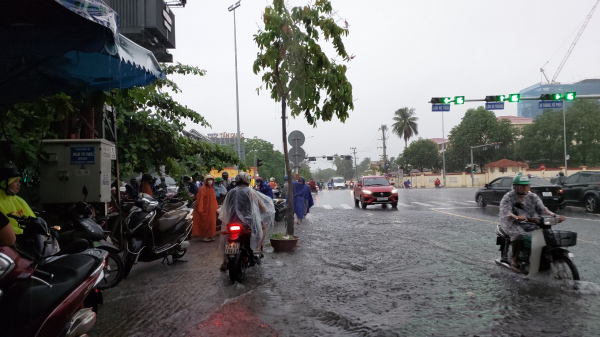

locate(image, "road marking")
(429, 201), (450, 205)
(467, 201), (477, 203)
(448, 201), (473, 205)
(412, 202), (433, 207)
(431, 209), (497, 224)
(564, 216), (600, 223)
(323, 205), (333, 209)
(430, 207), (481, 210)
(366, 213), (373, 216)
(340, 204), (353, 209)
(397, 202), (411, 207)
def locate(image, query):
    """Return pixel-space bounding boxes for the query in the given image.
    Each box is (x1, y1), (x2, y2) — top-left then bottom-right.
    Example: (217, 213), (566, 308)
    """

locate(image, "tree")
(333, 156), (354, 180)
(313, 167), (335, 181)
(243, 138), (286, 183)
(517, 110), (564, 166)
(391, 107), (419, 150)
(445, 107), (516, 172)
(298, 162), (312, 180)
(253, 0), (354, 235)
(566, 100), (600, 166)
(402, 138), (441, 173)
(356, 157), (371, 176)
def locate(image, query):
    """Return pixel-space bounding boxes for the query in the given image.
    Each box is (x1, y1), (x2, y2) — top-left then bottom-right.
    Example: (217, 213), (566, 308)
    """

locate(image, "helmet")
(298, 177), (305, 183)
(270, 177), (275, 181)
(513, 174), (530, 185)
(141, 173), (153, 182)
(0, 168), (20, 182)
(215, 177), (223, 182)
(255, 177), (263, 184)
(235, 172), (252, 185)
(183, 175), (191, 182)
(222, 172), (229, 178)
(284, 175), (288, 180)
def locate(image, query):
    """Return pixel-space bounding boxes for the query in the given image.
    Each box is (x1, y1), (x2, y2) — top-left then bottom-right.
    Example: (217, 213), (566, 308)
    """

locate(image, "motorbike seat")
(162, 201), (186, 212)
(7, 254), (96, 320)
(157, 210), (187, 231)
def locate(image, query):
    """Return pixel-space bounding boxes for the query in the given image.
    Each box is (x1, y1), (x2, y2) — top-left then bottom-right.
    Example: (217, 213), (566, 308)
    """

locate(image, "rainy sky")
(167, 0), (600, 170)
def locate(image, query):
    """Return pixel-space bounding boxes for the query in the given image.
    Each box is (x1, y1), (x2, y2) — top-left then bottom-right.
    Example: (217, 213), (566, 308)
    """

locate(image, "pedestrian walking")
(193, 175), (218, 242)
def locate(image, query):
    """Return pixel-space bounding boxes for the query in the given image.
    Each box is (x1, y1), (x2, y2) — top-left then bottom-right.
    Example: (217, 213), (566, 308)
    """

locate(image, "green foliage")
(401, 138), (441, 173)
(244, 138), (285, 183)
(298, 163), (312, 180)
(356, 157), (371, 176)
(391, 107), (419, 149)
(313, 167), (336, 181)
(445, 107), (516, 172)
(333, 156), (354, 180)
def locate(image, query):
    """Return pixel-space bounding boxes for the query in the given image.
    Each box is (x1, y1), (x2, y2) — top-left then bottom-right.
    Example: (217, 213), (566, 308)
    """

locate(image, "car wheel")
(391, 202), (398, 208)
(585, 195), (599, 213)
(476, 194), (486, 207)
(360, 196), (367, 209)
(354, 197), (359, 207)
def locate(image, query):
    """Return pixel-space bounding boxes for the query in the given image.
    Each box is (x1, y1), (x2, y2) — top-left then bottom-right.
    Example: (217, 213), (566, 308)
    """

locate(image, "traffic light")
(454, 96), (465, 105)
(344, 156), (352, 160)
(257, 158), (263, 167)
(431, 97), (452, 104)
(472, 164), (477, 173)
(508, 94), (520, 102)
(308, 157), (316, 161)
(565, 92), (577, 101)
(485, 95), (507, 102)
(540, 93), (562, 100)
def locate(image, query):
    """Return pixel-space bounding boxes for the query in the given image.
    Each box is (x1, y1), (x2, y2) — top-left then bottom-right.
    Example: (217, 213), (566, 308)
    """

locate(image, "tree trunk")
(281, 97), (294, 236)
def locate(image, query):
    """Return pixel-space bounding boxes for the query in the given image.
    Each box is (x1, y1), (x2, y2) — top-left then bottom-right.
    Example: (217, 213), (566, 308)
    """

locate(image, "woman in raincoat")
(288, 178), (313, 225)
(0, 168), (35, 235)
(193, 174), (218, 242)
(218, 172), (275, 270)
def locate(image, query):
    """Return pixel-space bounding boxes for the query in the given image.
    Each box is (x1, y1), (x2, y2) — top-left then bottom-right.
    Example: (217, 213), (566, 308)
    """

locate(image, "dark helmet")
(129, 178), (138, 185)
(0, 167), (20, 182)
(222, 172), (229, 178)
(255, 177), (263, 184)
(183, 175), (191, 182)
(141, 173), (153, 182)
(298, 176), (305, 183)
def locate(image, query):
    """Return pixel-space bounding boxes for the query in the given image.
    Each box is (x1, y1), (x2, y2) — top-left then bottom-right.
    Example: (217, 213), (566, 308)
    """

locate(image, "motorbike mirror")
(390, 182), (395, 186)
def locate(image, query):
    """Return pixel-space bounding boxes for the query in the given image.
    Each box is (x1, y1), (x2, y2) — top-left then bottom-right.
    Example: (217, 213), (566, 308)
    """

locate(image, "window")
(512, 167), (520, 172)
(591, 174), (600, 183)
(489, 179), (502, 187)
(563, 173), (579, 184)
(500, 178), (513, 187)
(578, 174), (592, 184)
(499, 167), (507, 173)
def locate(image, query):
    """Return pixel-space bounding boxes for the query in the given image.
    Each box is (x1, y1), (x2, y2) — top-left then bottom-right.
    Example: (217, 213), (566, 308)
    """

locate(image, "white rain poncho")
(218, 185), (275, 251)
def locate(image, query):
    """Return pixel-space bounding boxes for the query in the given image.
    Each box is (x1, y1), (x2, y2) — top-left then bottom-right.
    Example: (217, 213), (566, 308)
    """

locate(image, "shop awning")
(0, 0), (166, 108)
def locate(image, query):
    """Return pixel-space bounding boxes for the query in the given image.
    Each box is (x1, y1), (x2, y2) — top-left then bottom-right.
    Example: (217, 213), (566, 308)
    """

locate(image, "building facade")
(518, 79), (600, 119)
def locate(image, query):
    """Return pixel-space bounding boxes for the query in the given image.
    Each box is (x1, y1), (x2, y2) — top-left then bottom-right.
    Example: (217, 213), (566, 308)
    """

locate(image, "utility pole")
(351, 147), (358, 180)
(228, 1), (242, 159)
(380, 125), (388, 174)
(563, 103), (568, 176)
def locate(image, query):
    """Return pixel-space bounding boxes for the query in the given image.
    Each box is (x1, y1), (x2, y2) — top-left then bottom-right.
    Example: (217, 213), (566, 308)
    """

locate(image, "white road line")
(448, 201), (472, 205)
(412, 202), (433, 207)
(397, 202), (411, 207)
(466, 201), (477, 203)
(430, 207), (481, 210)
(341, 204), (353, 209)
(323, 205), (333, 210)
(429, 201), (450, 205)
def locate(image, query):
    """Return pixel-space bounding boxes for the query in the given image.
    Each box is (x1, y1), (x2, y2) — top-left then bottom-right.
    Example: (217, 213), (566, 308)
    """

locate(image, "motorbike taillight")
(228, 224), (242, 241)
(229, 224), (241, 232)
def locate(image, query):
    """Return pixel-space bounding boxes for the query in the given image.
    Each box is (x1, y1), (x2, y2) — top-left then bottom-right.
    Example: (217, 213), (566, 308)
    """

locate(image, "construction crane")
(542, 0), (599, 84)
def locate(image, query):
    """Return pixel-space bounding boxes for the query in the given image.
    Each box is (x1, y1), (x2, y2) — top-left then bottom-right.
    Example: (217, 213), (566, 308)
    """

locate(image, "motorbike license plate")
(225, 242), (240, 255)
(377, 197), (388, 201)
(542, 192), (553, 197)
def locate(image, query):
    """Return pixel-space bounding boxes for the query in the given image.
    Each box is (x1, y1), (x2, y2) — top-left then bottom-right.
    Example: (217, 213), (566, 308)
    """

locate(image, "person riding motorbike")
(255, 177), (274, 199)
(404, 179), (411, 189)
(499, 173), (565, 273)
(0, 168), (36, 235)
(183, 175), (199, 198)
(268, 177), (278, 189)
(214, 177), (228, 201)
(140, 173), (154, 197)
(308, 178), (317, 192)
(0, 211), (15, 247)
(327, 181), (333, 190)
(218, 172), (275, 271)
(317, 180), (324, 191)
(222, 172), (234, 191)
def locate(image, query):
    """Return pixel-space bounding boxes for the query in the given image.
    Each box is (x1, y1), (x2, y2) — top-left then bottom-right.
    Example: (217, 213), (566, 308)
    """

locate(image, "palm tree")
(392, 107), (419, 150)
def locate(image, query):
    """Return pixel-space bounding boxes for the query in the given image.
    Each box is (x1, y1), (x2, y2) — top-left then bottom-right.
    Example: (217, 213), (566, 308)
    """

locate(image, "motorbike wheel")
(173, 248), (187, 260)
(551, 256), (580, 280)
(97, 251), (123, 290)
(122, 250), (137, 280)
(229, 253), (246, 283)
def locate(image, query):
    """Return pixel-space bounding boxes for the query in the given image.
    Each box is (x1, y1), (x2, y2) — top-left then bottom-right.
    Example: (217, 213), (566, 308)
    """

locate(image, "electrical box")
(40, 139), (115, 204)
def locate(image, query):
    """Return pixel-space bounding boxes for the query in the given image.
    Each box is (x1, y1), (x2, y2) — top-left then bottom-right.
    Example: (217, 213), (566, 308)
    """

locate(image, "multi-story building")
(518, 79), (600, 119)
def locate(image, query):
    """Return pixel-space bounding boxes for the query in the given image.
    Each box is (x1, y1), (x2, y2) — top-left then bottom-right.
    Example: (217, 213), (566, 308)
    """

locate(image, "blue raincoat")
(258, 182), (274, 199)
(287, 181), (313, 220)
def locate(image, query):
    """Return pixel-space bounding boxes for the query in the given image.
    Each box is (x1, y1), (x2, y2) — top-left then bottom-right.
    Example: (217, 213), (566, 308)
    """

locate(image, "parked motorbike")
(121, 194), (193, 278)
(224, 223), (262, 283)
(273, 187), (282, 199)
(274, 199), (286, 222)
(1, 215), (106, 337)
(495, 209), (579, 280)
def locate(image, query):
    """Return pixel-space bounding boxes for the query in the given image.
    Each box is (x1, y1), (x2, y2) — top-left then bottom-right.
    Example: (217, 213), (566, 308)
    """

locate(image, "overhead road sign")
(539, 101), (563, 109)
(431, 97), (452, 104)
(485, 95), (507, 102)
(432, 104), (450, 112)
(485, 102), (505, 110)
(454, 96), (465, 105)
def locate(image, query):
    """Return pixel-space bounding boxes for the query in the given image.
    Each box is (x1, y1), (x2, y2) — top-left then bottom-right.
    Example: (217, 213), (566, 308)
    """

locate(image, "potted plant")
(269, 233), (299, 253)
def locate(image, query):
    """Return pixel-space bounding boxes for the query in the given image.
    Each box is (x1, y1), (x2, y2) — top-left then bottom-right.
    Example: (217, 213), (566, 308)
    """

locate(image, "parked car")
(557, 171), (600, 213)
(353, 176), (398, 209)
(475, 176), (564, 211)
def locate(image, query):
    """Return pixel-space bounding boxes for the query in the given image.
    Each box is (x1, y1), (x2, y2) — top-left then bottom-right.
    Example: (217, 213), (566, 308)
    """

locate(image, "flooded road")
(91, 188), (600, 336)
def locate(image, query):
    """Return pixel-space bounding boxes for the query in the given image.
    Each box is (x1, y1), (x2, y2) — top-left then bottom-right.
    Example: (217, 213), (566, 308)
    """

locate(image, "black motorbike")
(273, 187), (282, 199)
(224, 223), (262, 283)
(122, 196), (192, 278)
(495, 204), (579, 280)
(274, 199), (286, 222)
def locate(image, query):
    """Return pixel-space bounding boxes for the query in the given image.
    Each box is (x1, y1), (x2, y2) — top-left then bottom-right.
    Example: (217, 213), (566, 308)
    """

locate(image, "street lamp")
(228, 1), (242, 160)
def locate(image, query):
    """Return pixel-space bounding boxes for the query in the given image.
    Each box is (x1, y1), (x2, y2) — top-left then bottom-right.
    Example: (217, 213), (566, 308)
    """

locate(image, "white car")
(332, 177), (346, 189)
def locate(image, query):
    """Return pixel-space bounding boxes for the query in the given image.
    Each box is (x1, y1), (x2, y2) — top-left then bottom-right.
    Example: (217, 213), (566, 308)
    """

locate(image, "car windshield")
(333, 178), (345, 183)
(363, 177), (389, 186)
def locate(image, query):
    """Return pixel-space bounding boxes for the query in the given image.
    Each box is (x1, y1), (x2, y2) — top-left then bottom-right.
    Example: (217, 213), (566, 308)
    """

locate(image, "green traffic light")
(553, 93), (562, 100)
(499, 95), (507, 102)
(442, 97), (451, 104)
(509, 94), (520, 103)
(454, 96), (465, 105)
(565, 92), (576, 101)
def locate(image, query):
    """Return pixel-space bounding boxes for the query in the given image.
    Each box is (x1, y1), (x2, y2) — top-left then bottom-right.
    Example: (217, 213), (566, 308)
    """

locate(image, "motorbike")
(57, 202), (124, 289)
(327, 184), (333, 190)
(224, 223), (262, 283)
(273, 187), (282, 199)
(1, 215), (106, 337)
(274, 199), (286, 222)
(495, 209), (579, 280)
(310, 185), (318, 194)
(121, 194), (193, 278)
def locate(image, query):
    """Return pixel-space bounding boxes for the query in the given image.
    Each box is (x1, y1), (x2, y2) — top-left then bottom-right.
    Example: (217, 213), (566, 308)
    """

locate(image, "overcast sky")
(167, 0), (600, 170)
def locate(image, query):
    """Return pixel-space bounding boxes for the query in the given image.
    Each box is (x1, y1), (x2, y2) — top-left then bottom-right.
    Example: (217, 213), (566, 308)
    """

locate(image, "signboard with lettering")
(539, 101), (563, 109)
(485, 102), (505, 110)
(432, 104), (450, 112)
(70, 147), (95, 165)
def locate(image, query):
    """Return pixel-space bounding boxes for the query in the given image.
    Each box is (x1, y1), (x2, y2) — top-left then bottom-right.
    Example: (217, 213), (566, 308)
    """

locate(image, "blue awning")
(0, 0), (165, 108)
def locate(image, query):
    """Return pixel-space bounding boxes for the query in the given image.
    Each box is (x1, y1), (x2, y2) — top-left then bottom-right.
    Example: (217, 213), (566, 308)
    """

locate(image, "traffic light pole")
(470, 147), (474, 187)
(351, 147), (358, 180)
(563, 103), (568, 177)
(441, 110), (446, 188)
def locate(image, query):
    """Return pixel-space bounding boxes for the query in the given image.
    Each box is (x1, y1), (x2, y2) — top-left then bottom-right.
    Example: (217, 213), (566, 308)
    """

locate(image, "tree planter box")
(270, 236), (299, 252)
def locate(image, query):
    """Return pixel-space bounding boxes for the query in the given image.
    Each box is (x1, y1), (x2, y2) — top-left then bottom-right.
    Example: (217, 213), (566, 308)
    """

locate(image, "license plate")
(542, 192), (552, 197)
(224, 242), (240, 254)
(377, 197), (388, 201)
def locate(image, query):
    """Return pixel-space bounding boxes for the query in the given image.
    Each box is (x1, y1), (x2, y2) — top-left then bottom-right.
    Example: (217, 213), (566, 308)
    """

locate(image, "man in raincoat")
(193, 174), (218, 242)
(0, 168), (36, 235)
(288, 178), (313, 225)
(218, 172), (275, 270)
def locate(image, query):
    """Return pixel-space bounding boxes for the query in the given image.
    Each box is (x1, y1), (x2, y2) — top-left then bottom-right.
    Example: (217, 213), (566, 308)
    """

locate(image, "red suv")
(353, 176), (398, 209)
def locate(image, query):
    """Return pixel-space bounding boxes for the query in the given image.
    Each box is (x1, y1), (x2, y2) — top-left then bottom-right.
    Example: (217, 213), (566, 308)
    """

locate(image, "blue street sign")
(485, 102), (505, 110)
(432, 104), (450, 112)
(70, 147), (95, 165)
(539, 101), (563, 109)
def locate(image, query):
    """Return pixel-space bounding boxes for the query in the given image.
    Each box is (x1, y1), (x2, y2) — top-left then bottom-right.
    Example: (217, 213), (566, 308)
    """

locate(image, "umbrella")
(0, 0), (166, 108)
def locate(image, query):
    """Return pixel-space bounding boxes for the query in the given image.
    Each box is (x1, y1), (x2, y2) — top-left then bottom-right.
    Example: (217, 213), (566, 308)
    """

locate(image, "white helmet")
(270, 177), (275, 181)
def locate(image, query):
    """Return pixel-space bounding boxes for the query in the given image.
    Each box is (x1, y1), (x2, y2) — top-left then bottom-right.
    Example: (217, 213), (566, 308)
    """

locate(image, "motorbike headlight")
(391, 189), (398, 194)
(0, 253), (15, 279)
(363, 190), (372, 194)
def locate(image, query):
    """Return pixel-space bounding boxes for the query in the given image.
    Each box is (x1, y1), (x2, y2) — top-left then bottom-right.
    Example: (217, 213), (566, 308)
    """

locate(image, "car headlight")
(363, 190), (372, 194)
(391, 189), (398, 194)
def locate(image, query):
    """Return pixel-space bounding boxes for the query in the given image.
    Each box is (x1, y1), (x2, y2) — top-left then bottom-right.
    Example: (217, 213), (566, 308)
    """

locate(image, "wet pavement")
(90, 188), (600, 336)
